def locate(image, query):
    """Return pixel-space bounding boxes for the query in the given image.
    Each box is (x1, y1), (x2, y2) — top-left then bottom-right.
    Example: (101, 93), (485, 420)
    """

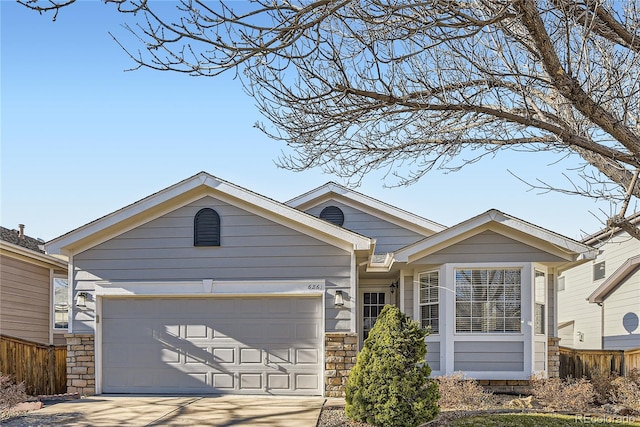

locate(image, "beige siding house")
(0, 226), (68, 346)
(46, 172), (596, 396)
(558, 214), (640, 350)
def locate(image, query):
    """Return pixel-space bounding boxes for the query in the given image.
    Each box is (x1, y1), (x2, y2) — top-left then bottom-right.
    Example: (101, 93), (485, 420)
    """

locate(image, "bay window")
(455, 268), (521, 333)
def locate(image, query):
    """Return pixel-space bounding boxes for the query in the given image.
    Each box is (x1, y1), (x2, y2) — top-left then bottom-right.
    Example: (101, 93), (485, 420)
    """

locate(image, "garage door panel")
(102, 297), (323, 395)
(213, 348), (235, 364)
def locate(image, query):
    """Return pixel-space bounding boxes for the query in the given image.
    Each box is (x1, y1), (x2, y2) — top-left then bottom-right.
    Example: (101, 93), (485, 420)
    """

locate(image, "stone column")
(548, 337), (561, 378)
(324, 332), (358, 397)
(65, 334), (95, 396)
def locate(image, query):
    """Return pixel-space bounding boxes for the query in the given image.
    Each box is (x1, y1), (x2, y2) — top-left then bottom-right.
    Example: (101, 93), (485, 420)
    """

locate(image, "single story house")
(45, 172), (596, 396)
(558, 213), (640, 350)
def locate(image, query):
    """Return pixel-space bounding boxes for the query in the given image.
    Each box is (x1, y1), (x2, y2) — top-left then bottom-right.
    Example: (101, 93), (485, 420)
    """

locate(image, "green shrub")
(345, 305), (439, 427)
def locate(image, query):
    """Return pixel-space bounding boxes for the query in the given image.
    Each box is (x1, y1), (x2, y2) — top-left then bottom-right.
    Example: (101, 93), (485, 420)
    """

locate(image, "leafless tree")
(22, 0), (640, 239)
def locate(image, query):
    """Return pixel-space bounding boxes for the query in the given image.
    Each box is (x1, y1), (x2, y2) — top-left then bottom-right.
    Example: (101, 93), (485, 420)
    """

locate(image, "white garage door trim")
(94, 280), (325, 395)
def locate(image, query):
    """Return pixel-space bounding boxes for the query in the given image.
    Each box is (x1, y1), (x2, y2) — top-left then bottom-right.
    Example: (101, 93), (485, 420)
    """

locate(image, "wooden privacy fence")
(560, 346), (640, 379)
(0, 335), (66, 395)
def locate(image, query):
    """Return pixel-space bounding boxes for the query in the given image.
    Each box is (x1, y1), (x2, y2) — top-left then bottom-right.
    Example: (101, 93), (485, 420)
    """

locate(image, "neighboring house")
(45, 172), (596, 397)
(558, 213), (640, 350)
(0, 225), (69, 345)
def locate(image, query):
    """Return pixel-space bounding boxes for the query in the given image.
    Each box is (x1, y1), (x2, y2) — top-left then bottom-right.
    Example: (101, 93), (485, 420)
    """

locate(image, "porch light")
(389, 281), (398, 294)
(75, 292), (88, 308)
(334, 290), (345, 307)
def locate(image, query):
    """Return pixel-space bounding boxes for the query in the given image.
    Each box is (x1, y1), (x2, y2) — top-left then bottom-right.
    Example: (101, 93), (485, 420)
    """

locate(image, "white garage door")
(101, 296), (323, 395)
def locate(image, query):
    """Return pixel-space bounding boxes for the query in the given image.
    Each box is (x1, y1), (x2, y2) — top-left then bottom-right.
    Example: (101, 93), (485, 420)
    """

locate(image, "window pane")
(378, 293), (385, 304)
(371, 293), (378, 304)
(456, 269), (521, 333)
(364, 293), (371, 304)
(53, 278), (69, 329)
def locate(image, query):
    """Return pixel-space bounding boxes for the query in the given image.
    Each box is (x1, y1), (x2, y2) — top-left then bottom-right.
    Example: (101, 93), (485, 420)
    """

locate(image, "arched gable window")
(194, 208), (220, 246)
(319, 205), (345, 226)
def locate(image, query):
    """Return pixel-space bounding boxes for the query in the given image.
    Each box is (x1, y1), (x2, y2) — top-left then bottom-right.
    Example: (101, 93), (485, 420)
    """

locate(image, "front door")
(360, 288), (391, 343)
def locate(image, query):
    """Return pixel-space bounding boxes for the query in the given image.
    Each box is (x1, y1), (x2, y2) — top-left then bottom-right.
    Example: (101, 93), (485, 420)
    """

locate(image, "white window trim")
(438, 262), (533, 378)
(51, 274), (69, 333)
(534, 268), (546, 335)
(453, 266), (524, 334)
(418, 270), (440, 335)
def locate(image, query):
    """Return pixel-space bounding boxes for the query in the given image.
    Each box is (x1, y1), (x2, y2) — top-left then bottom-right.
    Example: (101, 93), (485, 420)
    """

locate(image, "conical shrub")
(345, 305), (439, 426)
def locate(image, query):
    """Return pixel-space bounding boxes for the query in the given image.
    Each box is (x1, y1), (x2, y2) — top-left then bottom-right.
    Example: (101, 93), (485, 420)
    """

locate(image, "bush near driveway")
(345, 305), (439, 427)
(0, 374), (26, 414)
(436, 373), (496, 411)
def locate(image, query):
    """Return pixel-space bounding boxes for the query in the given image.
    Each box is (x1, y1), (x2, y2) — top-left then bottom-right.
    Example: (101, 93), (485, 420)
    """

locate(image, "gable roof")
(394, 209), (597, 264)
(286, 182), (446, 236)
(46, 172), (372, 255)
(588, 255), (640, 303)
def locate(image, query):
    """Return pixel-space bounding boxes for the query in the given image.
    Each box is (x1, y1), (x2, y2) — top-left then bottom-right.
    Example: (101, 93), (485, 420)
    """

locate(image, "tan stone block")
(335, 351), (346, 356)
(329, 377), (342, 386)
(325, 370), (337, 377)
(325, 344), (343, 350)
(77, 356), (92, 362)
(326, 363), (335, 370)
(336, 363), (345, 370)
(326, 356), (343, 363)
(343, 336), (358, 344)
(72, 379), (87, 387)
(67, 386), (77, 393)
(71, 366), (87, 375)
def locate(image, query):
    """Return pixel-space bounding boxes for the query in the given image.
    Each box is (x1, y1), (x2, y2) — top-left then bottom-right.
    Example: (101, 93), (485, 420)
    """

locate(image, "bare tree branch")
(20, 0), (640, 239)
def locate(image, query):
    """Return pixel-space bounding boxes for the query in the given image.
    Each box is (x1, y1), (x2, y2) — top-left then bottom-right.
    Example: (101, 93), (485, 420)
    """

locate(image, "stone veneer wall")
(65, 334), (95, 396)
(548, 337), (561, 378)
(325, 332), (358, 397)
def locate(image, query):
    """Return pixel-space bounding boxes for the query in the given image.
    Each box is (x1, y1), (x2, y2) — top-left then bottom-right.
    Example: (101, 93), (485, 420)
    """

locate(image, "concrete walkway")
(3, 395), (325, 426)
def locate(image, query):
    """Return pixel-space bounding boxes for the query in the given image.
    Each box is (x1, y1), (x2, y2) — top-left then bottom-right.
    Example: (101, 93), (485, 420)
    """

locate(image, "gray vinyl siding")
(454, 341), (524, 371)
(72, 196), (352, 333)
(425, 341), (440, 371)
(305, 201), (425, 253)
(413, 231), (567, 264)
(602, 267), (640, 350)
(0, 255), (53, 345)
(404, 275), (413, 319)
(558, 231), (639, 349)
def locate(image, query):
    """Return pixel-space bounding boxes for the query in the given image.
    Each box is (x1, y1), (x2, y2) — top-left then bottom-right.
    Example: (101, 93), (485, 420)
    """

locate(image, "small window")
(319, 206), (344, 226)
(593, 261), (605, 281)
(419, 271), (439, 333)
(558, 276), (566, 292)
(53, 277), (69, 330)
(535, 269), (546, 334)
(194, 208), (220, 246)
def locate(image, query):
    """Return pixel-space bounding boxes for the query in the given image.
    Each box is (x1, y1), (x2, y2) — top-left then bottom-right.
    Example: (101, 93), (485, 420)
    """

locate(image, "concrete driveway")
(3, 395), (325, 426)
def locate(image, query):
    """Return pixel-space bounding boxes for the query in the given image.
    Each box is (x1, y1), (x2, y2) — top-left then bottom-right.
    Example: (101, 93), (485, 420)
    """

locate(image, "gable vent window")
(194, 208), (220, 246)
(593, 261), (605, 281)
(319, 206), (345, 226)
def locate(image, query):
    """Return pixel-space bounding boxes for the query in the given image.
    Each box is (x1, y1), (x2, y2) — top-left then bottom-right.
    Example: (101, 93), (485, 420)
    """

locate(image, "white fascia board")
(0, 241), (68, 270)
(588, 255), (640, 303)
(395, 210), (595, 263)
(212, 180), (371, 251)
(95, 279), (326, 297)
(46, 172), (371, 255)
(46, 173), (210, 254)
(286, 183), (447, 236)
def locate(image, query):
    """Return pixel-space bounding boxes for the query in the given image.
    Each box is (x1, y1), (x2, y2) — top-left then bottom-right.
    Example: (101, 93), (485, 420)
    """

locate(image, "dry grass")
(611, 369), (640, 413)
(530, 374), (595, 412)
(0, 374), (26, 413)
(435, 373), (496, 411)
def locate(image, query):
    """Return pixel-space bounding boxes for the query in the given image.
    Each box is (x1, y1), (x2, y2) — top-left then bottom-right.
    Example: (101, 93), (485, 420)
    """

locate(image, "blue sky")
(0, 1), (624, 242)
